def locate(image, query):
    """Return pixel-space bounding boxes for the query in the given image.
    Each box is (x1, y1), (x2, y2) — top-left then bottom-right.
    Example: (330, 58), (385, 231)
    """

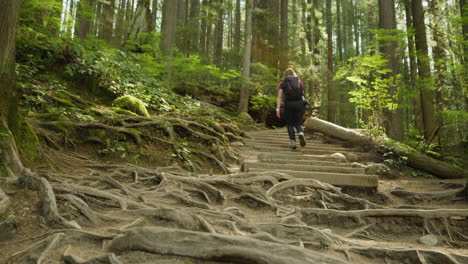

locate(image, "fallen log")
(304, 117), (468, 179)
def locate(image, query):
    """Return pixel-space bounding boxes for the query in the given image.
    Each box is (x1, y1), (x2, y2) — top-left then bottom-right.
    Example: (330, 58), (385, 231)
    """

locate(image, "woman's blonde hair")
(283, 68), (298, 78)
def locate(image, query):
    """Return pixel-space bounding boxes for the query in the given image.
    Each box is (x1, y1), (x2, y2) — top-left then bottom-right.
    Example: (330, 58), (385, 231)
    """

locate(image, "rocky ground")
(0, 129), (467, 264)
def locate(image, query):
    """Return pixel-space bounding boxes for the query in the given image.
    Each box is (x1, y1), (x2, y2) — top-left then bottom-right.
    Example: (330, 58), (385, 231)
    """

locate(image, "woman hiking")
(276, 68), (307, 149)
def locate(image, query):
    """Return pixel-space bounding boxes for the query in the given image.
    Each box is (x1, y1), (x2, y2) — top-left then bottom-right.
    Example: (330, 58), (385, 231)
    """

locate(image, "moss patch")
(237, 112), (254, 126)
(14, 118), (40, 162)
(112, 95), (150, 117)
(0, 165), (8, 177)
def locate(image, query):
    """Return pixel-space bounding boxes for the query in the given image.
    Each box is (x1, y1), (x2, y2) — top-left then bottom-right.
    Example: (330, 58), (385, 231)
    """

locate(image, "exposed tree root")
(119, 208), (216, 233)
(264, 179), (382, 210)
(59, 194), (102, 225)
(162, 173), (226, 204)
(233, 193), (280, 209)
(53, 183), (150, 210)
(104, 226), (350, 264)
(63, 248), (123, 264)
(0, 187), (10, 214)
(38, 178), (81, 229)
(182, 208), (260, 234)
(299, 208), (468, 243)
(257, 223), (339, 247)
(391, 187), (467, 203)
(8, 233), (65, 264)
(337, 246), (468, 264)
(85, 176), (140, 201)
(266, 179), (341, 199)
(0, 215), (17, 241)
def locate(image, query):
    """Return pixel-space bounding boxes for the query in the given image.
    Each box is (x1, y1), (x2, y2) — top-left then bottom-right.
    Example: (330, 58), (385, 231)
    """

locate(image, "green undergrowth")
(14, 27), (257, 172)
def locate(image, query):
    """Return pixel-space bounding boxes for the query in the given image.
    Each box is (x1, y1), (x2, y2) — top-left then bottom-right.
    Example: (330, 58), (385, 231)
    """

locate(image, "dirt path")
(1, 129), (467, 264)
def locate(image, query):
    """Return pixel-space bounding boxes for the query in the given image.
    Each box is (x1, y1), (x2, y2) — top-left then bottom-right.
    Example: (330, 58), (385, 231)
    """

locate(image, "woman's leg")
(284, 101), (297, 149)
(287, 125), (296, 141)
(291, 101), (306, 146)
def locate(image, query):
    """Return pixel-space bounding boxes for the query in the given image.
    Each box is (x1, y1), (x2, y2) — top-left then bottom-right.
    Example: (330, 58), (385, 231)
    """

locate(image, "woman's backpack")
(283, 76), (303, 101)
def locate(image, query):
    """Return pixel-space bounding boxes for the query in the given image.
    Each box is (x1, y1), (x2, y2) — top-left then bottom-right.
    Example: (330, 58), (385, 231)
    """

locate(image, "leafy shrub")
(250, 62), (279, 96)
(335, 54), (401, 135)
(168, 55), (241, 100)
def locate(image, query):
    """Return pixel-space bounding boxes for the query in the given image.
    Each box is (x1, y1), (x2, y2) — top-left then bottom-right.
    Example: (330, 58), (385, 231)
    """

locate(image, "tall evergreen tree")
(213, 0), (224, 66)
(100, 0), (115, 41)
(0, 0), (22, 175)
(326, 0), (336, 123)
(378, 0), (401, 140)
(411, 0), (437, 142)
(161, 0), (178, 57)
(280, 0), (289, 70)
(238, 0), (253, 113)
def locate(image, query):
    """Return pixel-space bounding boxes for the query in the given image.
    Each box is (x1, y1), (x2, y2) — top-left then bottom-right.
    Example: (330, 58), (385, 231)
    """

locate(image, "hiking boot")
(289, 141), (297, 149)
(299, 132), (306, 147)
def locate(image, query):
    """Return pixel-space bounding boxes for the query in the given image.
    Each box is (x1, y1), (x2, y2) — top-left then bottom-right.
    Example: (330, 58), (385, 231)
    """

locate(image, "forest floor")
(1, 127), (468, 264)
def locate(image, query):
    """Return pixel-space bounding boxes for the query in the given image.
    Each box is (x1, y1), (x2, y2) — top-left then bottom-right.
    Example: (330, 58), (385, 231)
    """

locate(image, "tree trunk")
(234, 0), (241, 54)
(205, 1), (212, 59)
(175, 0), (187, 52)
(403, 0), (423, 134)
(378, 0), (401, 141)
(429, 0), (447, 150)
(326, 0), (336, 123)
(304, 118), (468, 179)
(280, 0), (289, 70)
(336, 0), (343, 62)
(252, 0), (280, 70)
(411, 0), (437, 142)
(461, 0), (468, 61)
(76, 0), (97, 39)
(213, 0), (224, 66)
(305, 0), (313, 52)
(189, 0), (201, 53)
(238, 0), (253, 113)
(312, 0), (321, 65)
(353, 0), (360, 56)
(150, 0), (158, 30)
(115, 0), (127, 45)
(129, 0), (152, 38)
(161, 0), (178, 57)
(199, 0), (208, 56)
(299, 0), (307, 62)
(0, 0), (23, 177)
(292, 0), (298, 49)
(100, 0), (115, 41)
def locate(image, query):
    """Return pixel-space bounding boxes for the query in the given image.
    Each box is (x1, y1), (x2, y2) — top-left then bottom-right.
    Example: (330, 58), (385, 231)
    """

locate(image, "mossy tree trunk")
(0, 0), (23, 177)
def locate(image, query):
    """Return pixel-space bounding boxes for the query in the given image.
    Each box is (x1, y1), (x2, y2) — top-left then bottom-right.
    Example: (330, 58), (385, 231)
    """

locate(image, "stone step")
(246, 151), (335, 162)
(241, 145), (360, 156)
(245, 141), (353, 152)
(245, 139), (344, 148)
(242, 152), (336, 162)
(257, 154), (353, 167)
(242, 161), (365, 174)
(243, 168), (378, 189)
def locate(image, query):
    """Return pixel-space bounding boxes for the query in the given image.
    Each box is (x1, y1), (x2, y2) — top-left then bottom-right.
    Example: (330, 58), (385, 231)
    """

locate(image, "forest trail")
(2, 129), (468, 264)
(240, 129), (379, 190)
